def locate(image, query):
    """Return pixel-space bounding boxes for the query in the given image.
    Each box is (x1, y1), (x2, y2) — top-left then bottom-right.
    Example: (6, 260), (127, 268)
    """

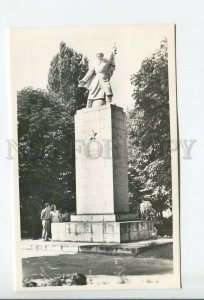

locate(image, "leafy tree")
(48, 41), (88, 115)
(18, 42), (88, 237)
(127, 38), (172, 218)
(18, 87), (76, 237)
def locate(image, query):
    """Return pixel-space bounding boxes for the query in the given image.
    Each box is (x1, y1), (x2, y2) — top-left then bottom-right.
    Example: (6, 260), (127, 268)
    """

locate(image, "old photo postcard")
(10, 24), (180, 291)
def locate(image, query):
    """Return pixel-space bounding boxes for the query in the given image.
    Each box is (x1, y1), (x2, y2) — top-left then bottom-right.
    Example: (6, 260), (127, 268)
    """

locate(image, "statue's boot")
(106, 95), (112, 103)
(86, 99), (93, 108)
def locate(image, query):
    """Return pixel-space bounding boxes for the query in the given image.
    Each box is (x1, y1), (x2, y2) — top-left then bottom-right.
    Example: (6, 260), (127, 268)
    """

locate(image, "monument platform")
(51, 217), (154, 243)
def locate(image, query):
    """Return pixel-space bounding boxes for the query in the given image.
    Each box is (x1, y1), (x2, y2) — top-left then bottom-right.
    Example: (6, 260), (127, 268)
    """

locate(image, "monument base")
(52, 215), (154, 243)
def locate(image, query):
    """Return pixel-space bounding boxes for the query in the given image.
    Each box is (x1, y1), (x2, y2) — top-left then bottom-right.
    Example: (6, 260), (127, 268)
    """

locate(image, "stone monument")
(52, 46), (154, 242)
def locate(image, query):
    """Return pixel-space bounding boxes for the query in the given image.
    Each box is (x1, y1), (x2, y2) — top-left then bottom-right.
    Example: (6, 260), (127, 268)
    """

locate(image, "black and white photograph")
(10, 24), (180, 291)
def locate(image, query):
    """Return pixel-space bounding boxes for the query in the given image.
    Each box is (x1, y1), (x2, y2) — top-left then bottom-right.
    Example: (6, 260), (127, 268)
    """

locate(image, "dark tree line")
(18, 39), (172, 237)
(18, 42), (88, 237)
(127, 38), (172, 218)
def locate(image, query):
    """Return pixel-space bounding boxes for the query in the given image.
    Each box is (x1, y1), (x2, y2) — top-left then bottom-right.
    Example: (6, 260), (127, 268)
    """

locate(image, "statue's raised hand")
(113, 47), (117, 55)
(113, 43), (117, 55)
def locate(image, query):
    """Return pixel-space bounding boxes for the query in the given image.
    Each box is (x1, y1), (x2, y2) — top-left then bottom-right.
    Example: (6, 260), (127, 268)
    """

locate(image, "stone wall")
(52, 221), (154, 243)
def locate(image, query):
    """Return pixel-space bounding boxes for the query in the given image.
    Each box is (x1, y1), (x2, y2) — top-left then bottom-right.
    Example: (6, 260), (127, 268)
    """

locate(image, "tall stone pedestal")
(52, 104), (154, 243)
(75, 103), (129, 215)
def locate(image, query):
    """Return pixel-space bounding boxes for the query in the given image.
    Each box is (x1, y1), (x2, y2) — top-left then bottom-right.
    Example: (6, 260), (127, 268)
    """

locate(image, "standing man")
(41, 203), (51, 241)
(78, 44), (117, 108)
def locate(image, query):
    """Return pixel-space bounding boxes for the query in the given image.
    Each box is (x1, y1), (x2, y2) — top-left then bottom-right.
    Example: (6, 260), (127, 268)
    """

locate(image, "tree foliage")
(48, 41), (88, 115)
(127, 39), (172, 217)
(18, 87), (77, 236)
(18, 42), (89, 237)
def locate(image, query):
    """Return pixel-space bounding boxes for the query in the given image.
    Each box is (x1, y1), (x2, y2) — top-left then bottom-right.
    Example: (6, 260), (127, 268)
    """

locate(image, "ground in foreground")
(22, 251), (173, 281)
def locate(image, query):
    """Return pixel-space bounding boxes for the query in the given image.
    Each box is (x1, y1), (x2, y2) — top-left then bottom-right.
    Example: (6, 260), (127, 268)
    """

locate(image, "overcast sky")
(11, 25), (173, 110)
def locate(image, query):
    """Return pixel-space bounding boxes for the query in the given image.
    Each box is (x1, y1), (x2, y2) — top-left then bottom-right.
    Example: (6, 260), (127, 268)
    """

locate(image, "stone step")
(22, 240), (92, 253)
(78, 240), (172, 256)
(70, 213), (138, 222)
(21, 238), (172, 256)
(28, 243), (79, 253)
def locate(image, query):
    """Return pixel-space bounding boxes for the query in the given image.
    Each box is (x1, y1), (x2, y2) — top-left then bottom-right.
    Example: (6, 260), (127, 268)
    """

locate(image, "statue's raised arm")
(106, 44), (117, 79)
(78, 44), (117, 108)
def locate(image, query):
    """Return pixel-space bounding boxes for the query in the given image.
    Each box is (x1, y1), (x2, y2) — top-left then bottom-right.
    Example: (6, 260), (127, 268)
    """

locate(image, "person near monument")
(49, 204), (59, 239)
(78, 45), (117, 108)
(40, 203), (51, 241)
(50, 204), (59, 223)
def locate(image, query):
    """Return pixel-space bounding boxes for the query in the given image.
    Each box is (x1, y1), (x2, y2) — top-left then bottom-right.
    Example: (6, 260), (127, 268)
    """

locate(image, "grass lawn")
(138, 242), (173, 259)
(22, 244), (173, 280)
